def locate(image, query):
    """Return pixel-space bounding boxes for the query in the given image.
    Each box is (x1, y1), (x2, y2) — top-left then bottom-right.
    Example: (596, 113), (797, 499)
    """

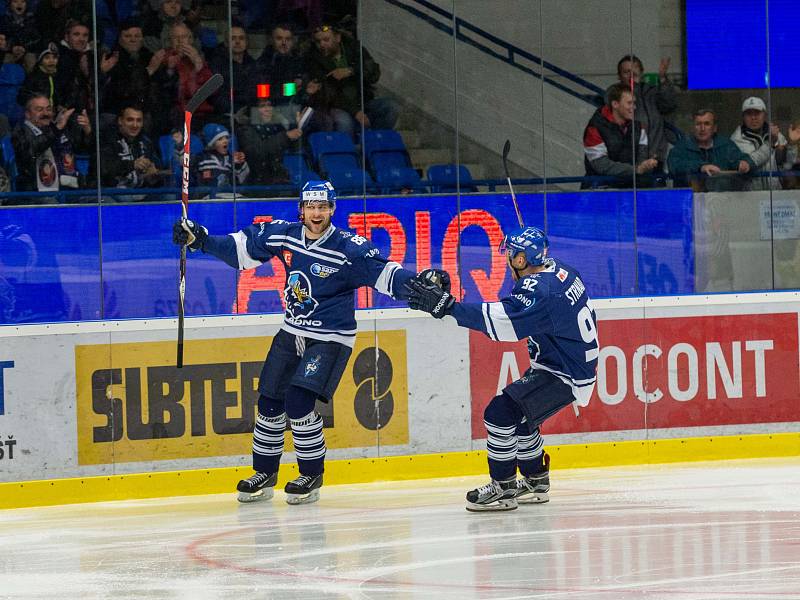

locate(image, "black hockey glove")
(172, 219), (208, 251)
(406, 277), (455, 319)
(418, 268), (451, 293)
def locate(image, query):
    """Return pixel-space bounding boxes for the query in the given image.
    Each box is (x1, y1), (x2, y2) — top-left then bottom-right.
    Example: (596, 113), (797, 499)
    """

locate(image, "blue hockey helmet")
(499, 226), (549, 266)
(203, 123), (230, 148)
(299, 180), (337, 211)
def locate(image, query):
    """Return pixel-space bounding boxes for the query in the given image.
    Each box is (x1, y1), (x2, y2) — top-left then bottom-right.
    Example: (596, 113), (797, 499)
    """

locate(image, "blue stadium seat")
(75, 154), (90, 177)
(327, 168), (375, 194)
(283, 152), (320, 186)
(1, 134), (18, 190)
(427, 164), (478, 193)
(370, 152), (412, 174)
(363, 129), (407, 159)
(308, 131), (359, 175)
(199, 27), (218, 50)
(0, 64), (25, 127)
(158, 134), (203, 169)
(374, 166), (423, 194)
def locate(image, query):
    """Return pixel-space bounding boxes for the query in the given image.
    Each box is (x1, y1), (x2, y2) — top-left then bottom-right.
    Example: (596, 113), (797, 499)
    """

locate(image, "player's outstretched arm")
(171, 218), (239, 269)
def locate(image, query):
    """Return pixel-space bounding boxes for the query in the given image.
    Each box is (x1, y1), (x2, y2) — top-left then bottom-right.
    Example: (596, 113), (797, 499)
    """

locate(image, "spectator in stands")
(209, 24), (258, 116)
(612, 54), (678, 168)
(193, 123), (250, 189)
(780, 122), (800, 190)
(151, 22), (214, 132)
(305, 24), (398, 138)
(18, 43), (63, 115)
(11, 93), (92, 198)
(55, 20), (96, 114)
(730, 97), (790, 191)
(33, 0), (92, 53)
(255, 23), (305, 123)
(1, 0), (39, 70)
(668, 108), (754, 192)
(99, 20), (163, 134)
(238, 97), (301, 186)
(99, 105), (166, 194)
(143, 0), (193, 53)
(583, 83), (658, 188)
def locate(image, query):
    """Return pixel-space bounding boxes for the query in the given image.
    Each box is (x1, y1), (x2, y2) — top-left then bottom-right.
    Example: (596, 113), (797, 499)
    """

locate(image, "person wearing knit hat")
(731, 96), (790, 190)
(17, 42), (62, 109)
(193, 123), (249, 191)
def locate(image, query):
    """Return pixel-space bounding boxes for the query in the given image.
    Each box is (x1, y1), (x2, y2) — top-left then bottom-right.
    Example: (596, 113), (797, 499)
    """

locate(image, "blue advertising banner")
(0, 190), (694, 324)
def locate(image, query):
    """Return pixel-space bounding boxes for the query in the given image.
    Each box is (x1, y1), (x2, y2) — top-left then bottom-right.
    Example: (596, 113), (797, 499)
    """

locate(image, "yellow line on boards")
(1, 432), (798, 509)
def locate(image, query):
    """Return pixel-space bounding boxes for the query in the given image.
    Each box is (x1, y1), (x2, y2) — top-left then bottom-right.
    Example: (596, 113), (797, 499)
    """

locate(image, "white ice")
(1, 457), (799, 599)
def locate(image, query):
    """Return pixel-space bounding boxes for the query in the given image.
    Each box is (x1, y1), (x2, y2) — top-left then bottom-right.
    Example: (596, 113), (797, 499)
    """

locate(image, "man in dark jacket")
(10, 92), (92, 200)
(583, 83), (658, 188)
(305, 24), (398, 138)
(99, 105), (165, 195)
(209, 24), (258, 115)
(254, 23), (305, 122)
(668, 109), (754, 192)
(100, 21), (162, 129)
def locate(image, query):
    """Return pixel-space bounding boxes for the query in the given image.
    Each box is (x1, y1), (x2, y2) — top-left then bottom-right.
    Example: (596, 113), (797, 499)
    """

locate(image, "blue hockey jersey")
(450, 258), (598, 405)
(201, 220), (414, 346)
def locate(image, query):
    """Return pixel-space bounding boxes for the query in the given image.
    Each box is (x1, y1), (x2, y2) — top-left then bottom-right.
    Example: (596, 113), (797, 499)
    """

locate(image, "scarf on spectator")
(24, 120), (78, 191)
(741, 122), (769, 149)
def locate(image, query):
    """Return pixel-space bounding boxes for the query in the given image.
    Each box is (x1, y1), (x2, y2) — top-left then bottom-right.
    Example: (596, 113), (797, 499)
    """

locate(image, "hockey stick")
(177, 73), (224, 369)
(502, 140), (525, 228)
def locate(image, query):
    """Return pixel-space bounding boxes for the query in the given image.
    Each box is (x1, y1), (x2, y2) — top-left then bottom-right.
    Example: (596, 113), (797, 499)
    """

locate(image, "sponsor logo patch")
(310, 263), (339, 278)
(556, 268), (568, 282)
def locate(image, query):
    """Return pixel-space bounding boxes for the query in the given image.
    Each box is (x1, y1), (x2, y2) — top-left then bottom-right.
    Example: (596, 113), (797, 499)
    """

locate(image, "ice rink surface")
(1, 457), (799, 599)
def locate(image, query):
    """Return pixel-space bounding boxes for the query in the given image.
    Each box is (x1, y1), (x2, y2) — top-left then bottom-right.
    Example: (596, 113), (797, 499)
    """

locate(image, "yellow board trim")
(2, 431), (799, 510)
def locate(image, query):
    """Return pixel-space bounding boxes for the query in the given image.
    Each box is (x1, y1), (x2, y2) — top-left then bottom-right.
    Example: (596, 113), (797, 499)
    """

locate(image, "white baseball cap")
(742, 97), (767, 112)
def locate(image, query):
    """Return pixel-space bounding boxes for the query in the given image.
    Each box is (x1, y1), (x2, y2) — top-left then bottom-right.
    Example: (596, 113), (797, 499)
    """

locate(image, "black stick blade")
(186, 73), (224, 114)
(502, 139), (511, 163)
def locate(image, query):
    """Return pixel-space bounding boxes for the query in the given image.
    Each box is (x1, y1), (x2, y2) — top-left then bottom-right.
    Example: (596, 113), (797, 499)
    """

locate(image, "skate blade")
(466, 498), (518, 512)
(237, 488), (274, 503)
(285, 489), (320, 505)
(517, 492), (549, 504)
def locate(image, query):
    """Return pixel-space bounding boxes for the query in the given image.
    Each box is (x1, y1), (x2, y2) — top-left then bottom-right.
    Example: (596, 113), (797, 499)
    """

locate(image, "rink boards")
(1, 292), (800, 507)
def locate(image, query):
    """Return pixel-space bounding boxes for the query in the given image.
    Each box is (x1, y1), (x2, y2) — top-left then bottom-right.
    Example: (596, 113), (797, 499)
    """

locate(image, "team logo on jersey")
(556, 268), (568, 282)
(304, 355), (321, 377)
(283, 250), (292, 266)
(310, 263), (339, 278)
(285, 271), (318, 318)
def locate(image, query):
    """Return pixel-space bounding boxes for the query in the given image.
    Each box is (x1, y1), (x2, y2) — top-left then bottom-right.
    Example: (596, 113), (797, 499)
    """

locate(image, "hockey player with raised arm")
(406, 226), (599, 512)
(172, 180), (422, 505)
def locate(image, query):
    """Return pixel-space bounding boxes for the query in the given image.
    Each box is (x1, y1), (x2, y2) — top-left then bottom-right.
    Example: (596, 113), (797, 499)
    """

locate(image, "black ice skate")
(285, 473), (323, 505)
(516, 452), (550, 504)
(236, 472), (278, 503)
(465, 478), (518, 512)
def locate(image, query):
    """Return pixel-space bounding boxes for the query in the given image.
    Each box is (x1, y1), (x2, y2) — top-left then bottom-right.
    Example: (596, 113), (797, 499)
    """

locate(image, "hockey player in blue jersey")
(407, 226), (599, 512)
(173, 180), (421, 505)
